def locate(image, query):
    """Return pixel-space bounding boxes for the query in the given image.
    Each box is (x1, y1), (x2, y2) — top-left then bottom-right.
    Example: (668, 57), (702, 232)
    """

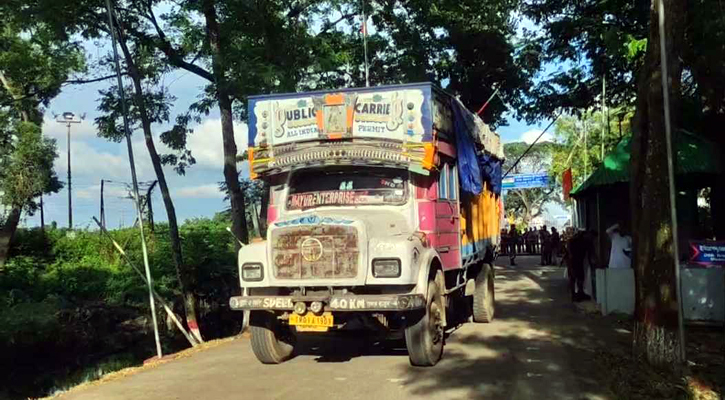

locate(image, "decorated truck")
(229, 83), (504, 366)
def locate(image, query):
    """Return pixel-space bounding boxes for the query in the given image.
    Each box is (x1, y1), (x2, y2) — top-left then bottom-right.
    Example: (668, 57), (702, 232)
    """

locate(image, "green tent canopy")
(570, 130), (723, 196)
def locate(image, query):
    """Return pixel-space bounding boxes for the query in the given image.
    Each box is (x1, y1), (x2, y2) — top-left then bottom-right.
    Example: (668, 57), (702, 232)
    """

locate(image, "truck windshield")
(287, 167), (407, 210)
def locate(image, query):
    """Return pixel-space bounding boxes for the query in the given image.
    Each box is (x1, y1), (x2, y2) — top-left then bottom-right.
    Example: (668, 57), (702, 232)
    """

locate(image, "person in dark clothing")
(508, 225), (519, 266)
(567, 230), (597, 302)
(500, 229), (509, 256)
(550, 227), (561, 265)
(540, 225), (551, 265)
(527, 228), (537, 254)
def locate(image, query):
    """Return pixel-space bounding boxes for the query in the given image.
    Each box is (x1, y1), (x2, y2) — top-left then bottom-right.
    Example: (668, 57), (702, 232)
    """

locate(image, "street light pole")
(67, 121), (72, 228)
(56, 112), (82, 229)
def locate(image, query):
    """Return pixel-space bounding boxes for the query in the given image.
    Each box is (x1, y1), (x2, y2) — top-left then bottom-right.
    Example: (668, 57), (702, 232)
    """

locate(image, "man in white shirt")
(606, 224), (632, 269)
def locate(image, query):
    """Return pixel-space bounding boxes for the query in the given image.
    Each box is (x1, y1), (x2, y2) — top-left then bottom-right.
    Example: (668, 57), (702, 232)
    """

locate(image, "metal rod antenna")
(104, 0), (163, 359)
(361, 0), (370, 87)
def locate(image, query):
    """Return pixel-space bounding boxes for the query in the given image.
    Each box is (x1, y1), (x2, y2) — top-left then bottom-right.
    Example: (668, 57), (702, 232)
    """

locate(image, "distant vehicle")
(229, 83), (504, 366)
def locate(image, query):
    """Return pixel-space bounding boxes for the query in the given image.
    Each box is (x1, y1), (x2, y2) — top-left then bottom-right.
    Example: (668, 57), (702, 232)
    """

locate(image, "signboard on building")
(502, 173), (550, 190)
(690, 241), (725, 266)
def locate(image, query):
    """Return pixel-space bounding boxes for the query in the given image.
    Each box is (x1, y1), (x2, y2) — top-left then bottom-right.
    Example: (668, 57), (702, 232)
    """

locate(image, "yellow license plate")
(289, 312), (333, 332)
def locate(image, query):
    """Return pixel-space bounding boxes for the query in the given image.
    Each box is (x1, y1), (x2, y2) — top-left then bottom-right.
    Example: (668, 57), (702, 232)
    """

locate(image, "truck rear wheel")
(405, 274), (444, 366)
(472, 263), (495, 323)
(250, 311), (295, 364)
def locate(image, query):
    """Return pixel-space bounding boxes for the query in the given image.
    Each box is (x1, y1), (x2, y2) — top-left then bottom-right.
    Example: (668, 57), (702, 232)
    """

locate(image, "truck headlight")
(241, 263), (264, 281)
(372, 258), (401, 278)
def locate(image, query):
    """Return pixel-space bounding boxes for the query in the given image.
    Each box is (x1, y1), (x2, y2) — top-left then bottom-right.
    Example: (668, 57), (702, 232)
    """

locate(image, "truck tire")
(250, 311), (295, 364)
(472, 263), (495, 323)
(405, 274), (445, 366)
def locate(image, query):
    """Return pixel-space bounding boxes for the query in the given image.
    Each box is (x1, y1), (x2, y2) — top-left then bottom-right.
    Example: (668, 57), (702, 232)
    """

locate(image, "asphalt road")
(57, 257), (616, 400)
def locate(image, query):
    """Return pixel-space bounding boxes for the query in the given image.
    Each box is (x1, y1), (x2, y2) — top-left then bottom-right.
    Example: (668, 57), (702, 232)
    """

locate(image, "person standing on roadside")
(527, 227), (537, 254)
(500, 228), (509, 257)
(551, 227), (561, 265)
(508, 225), (519, 266)
(567, 229), (597, 302)
(539, 225), (551, 265)
(606, 223), (632, 269)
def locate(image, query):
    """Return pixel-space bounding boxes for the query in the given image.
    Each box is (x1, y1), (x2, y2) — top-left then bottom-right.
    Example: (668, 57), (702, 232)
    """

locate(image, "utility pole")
(56, 112), (83, 229)
(105, 0), (163, 359)
(601, 74), (607, 160)
(583, 120), (589, 178)
(100, 179), (106, 230)
(657, 0), (686, 361)
(40, 194), (45, 233)
(146, 181), (158, 232)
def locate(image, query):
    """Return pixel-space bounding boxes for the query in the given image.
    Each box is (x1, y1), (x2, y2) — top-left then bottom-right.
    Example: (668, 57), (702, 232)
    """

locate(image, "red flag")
(361, 18), (367, 35)
(563, 168), (573, 200)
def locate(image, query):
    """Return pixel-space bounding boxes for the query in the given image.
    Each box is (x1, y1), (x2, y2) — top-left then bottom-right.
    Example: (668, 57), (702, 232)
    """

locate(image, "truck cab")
(229, 83), (504, 366)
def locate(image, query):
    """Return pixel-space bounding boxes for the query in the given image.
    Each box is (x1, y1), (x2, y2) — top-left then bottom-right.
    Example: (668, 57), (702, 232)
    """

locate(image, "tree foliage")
(0, 22), (81, 267)
(0, 123), (62, 214)
(521, 0), (649, 120)
(548, 109), (633, 190)
(503, 141), (560, 224)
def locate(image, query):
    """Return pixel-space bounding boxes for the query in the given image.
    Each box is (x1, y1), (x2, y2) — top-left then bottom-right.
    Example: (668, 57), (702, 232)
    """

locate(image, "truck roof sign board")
(502, 173), (550, 190)
(248, 84), (432, 147)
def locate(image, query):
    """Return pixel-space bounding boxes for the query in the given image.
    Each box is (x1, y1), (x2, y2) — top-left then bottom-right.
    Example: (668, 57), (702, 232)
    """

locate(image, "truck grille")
(271, 225), (359, 280)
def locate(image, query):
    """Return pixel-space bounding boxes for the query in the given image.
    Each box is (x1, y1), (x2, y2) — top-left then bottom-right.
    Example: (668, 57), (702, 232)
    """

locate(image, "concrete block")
(596, 268), (635, 315)
(681, 268), (724, 323)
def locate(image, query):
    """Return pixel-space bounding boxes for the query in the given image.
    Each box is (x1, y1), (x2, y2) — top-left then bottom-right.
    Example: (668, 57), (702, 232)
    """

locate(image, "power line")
(503, 112), (561, 179)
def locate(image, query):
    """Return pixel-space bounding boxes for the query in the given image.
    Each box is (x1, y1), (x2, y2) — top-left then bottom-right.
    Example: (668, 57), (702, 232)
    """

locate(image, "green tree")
(0, 24), (81, 267)
(503, 141), (560, 225)
(549, 110), (632, 190)
(317, 0), (539, 126)
(522, 0), (649, 120)
(93, 5), (203, 342)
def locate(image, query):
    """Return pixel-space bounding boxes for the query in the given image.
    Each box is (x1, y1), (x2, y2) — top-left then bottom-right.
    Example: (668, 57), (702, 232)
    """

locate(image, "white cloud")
(42, 115), (98, 141)
(175, 184), (224, 199)
(76, 184), (130, 200)
(520, 129), (552, 144)
(53, 140), (136, 181)
(184, 119), (248, 170)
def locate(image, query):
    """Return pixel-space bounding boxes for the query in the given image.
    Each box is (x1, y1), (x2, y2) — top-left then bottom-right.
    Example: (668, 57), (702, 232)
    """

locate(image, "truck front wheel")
(405, 274), (445, 366)
(472, 263), (495, 323)
(249, 311), (295, 364)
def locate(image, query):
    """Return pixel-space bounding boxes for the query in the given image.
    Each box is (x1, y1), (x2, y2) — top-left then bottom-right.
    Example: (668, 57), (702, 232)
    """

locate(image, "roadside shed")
(570, 130), (724, 322)
(571, 129), (722, 263)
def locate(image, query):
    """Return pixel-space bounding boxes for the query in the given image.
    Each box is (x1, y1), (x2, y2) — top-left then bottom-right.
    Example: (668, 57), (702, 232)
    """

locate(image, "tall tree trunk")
(630, 0), (686, 368)
(115, 24), (203, 344)
(0, 206), (22, 269)
(201, 0), (248, 246)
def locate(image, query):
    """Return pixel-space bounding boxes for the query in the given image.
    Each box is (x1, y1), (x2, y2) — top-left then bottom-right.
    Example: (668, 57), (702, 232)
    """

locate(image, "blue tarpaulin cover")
(479, 153), (503, 196)
(451, 99), (483, 195)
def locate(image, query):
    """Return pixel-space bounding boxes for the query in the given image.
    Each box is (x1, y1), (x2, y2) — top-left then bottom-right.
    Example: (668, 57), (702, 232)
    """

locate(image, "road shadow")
(290, 261), (635, 399)
(396, 263), (628, 400)
(294, 333), (408, 363)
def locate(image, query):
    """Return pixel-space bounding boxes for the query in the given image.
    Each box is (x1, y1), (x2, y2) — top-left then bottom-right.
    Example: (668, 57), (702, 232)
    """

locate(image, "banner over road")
(502, 173), (550, 190)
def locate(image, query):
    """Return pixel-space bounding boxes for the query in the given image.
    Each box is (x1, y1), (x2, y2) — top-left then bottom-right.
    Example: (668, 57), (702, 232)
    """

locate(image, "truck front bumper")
(229, 294), (426, 312)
